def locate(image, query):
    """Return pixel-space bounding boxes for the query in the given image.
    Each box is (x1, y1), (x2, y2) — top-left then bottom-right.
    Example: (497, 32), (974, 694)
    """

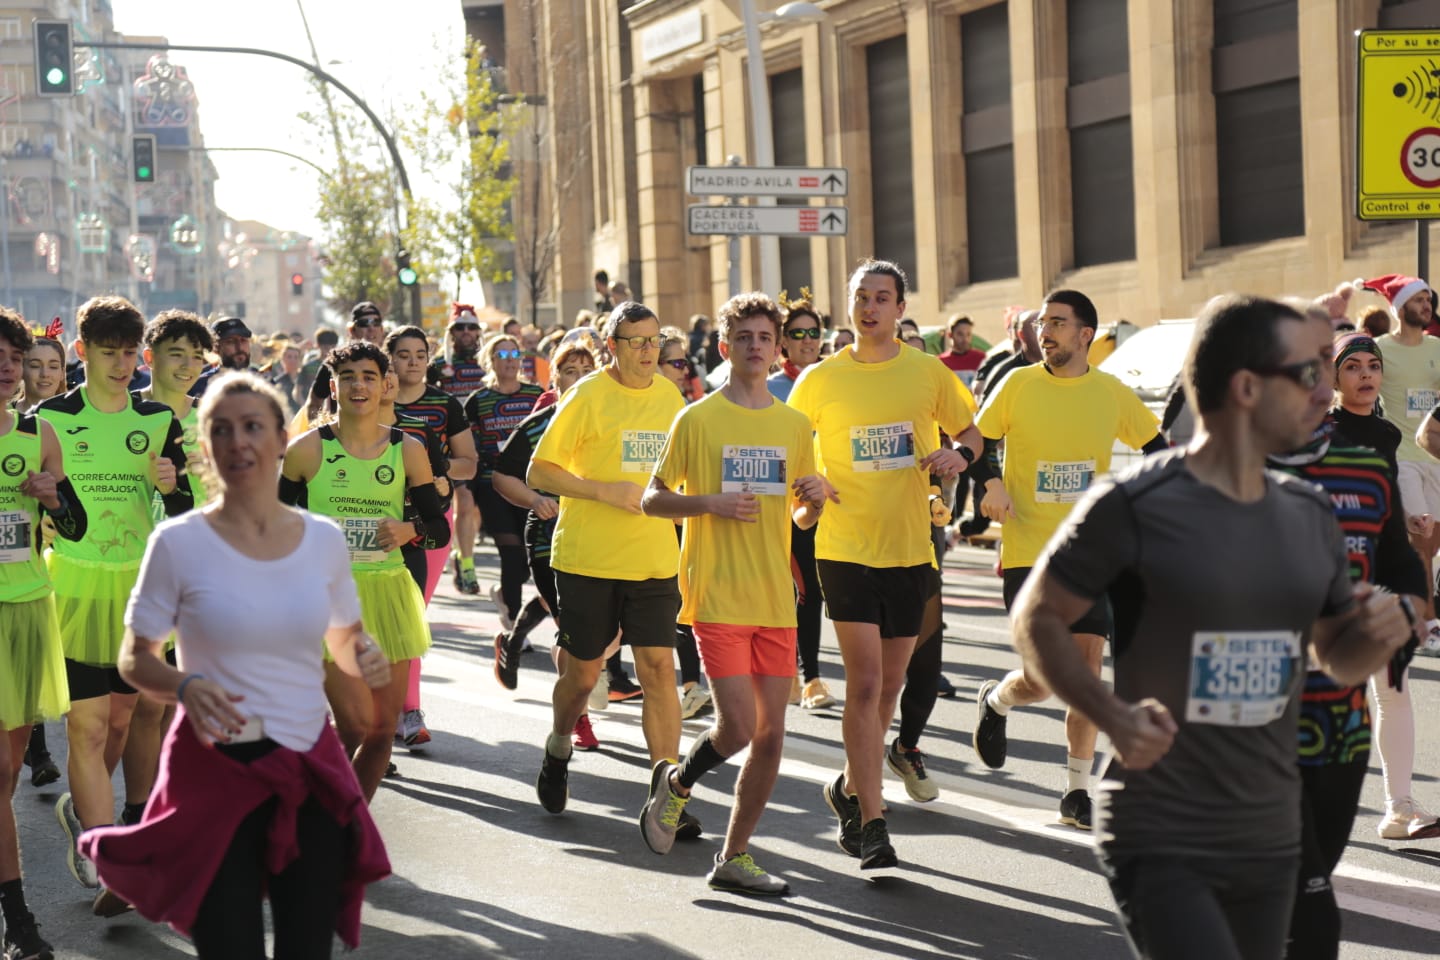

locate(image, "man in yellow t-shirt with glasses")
(789, 259), (981, 870)
(970, 289), (1166, 830)
(528, 301), (693, 841)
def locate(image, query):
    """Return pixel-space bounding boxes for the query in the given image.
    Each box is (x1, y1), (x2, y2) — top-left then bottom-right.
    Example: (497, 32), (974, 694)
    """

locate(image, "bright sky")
(108, 0), (466, 256)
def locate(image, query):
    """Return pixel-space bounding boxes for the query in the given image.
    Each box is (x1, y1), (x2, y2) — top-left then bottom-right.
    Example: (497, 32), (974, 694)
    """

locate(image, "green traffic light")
(398, 267), (418, 286)
(45, 67), (65, 86)
(136, 166), (152, 179)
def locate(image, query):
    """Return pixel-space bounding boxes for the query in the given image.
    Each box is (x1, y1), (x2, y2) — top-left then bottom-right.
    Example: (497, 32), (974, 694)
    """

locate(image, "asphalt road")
(12, 541), (1440, 958)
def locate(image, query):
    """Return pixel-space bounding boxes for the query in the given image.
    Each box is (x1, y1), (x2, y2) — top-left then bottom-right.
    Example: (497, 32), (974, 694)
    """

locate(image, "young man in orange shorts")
(642, 292), (831, 894)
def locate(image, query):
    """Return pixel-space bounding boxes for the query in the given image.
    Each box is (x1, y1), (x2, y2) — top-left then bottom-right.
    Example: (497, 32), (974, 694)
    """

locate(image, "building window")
(1068, 0), (1134, 266)
(867, 36), (916, 287)
(692, 73), (707, 168)
(1213, 0), (1302, 245)
(770, 68), (811, 296)
(961, 3), (1016, 282)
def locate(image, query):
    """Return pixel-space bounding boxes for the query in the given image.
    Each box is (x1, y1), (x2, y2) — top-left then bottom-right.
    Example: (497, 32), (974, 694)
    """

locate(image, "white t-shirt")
(126, 509), (362, 751)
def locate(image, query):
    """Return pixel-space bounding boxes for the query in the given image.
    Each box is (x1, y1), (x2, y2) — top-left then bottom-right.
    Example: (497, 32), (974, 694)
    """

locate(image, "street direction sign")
(687, 204), (848, 237)
(1357, 29), (1440, 220)
(687, 165), (848, 198)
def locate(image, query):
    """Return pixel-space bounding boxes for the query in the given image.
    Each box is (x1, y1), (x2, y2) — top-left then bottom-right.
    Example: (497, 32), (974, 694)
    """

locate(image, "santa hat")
(1358, 274), (1431, 315)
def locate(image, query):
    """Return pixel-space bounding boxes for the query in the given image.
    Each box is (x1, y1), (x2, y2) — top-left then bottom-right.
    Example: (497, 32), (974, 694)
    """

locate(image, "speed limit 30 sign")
(1357, 30), (1440, 220)
(1402, 128), (1440, 189)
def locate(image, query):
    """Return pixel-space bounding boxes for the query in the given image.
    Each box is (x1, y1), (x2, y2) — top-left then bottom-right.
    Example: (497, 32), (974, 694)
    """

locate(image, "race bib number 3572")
(339, 517), (387, 565)
(721, 445), (788, 495)
(1185, 631), (1300, 727)
(849, 422), (916, 472)
(621, 430), (668, 474)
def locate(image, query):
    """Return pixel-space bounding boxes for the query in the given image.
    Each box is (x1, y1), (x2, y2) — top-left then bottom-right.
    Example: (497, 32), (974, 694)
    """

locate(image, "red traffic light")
(290, 273), (304, 296)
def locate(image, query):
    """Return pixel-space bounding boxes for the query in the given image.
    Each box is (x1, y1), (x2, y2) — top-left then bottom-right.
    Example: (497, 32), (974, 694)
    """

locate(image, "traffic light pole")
(86, 39), (422, 325)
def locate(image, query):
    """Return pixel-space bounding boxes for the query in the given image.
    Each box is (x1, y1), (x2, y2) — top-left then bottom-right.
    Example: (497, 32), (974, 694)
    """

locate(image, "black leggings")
(1286, 761), (1367, 960)
(899, 581), (943, 749)
(191, 746), (350, 960)
(791, 522), (823, 681)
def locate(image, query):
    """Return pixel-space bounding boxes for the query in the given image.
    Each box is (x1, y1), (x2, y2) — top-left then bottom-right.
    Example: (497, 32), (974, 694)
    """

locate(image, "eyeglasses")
(613, 334), (663, 350)
(663, 358), (689, 370)
(494, 348), (522, 360)
(785, 327), (822, 340)
(1251, 358), (1326, 390)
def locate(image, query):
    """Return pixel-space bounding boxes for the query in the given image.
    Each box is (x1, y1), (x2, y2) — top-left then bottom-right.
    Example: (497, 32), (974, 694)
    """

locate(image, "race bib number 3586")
(620, 430), (668, 474)
(1185, 631), (1300, 727)
(849, 422), (916, 472)
(721, 445), (787, 495)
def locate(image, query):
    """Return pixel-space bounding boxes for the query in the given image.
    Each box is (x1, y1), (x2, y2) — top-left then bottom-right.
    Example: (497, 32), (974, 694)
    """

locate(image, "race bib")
(620, 430), (668, 474)
(850, 422), (916, 472)
(0, 510), (31, 564)
(721, 445), (787, 495)
(1034, 459), (1096, 504)
(1185, 631), (1300, 726)
(338, 517), (387, 565)
(1406, 388), (1440, 419)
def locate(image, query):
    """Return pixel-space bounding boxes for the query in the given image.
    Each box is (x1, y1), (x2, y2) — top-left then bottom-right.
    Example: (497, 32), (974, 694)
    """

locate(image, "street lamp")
(741, 1), (828, 298)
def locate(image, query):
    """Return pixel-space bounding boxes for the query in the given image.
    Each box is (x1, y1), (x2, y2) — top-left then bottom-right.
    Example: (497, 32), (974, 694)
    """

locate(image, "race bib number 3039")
(849, 422), (916, 472)
(339, 517), (387, 565)
(721, 445), (788, 495)
(1185, 631), (1300, 727)
(1034, 459), (1096, 504)
(620, 430), (668, 474)
(0, 510), (31, 564)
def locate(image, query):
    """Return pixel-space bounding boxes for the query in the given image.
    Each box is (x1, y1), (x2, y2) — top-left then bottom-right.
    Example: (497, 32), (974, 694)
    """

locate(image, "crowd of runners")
(0, 261), (1436, 959)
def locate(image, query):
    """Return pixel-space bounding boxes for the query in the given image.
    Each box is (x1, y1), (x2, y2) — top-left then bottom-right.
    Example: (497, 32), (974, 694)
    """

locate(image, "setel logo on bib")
(721, 445), (787, 495)
(850, 422), (915, 472)
(1186, 630), (1300, 726)
(620, 430), (667, 474)
(1034, 459), (1096, 504)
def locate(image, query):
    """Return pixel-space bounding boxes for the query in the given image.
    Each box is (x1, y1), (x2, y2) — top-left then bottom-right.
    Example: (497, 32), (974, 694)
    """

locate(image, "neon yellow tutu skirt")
(47, 553), (141, 667)
(0, 594), (71, 729)
(354, 565), (431, 662)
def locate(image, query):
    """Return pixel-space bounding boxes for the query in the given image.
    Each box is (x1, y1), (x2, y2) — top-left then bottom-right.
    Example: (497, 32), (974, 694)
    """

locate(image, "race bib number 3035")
(620, 430), (668, 474)
(721, 445), (788, 495)
(850, 422), (916, 472)
(1185, 631), (1300, 727)
(0, 510), (31, 564)
(339, 517), (387, 565)
(1034, 459), (1096, 504)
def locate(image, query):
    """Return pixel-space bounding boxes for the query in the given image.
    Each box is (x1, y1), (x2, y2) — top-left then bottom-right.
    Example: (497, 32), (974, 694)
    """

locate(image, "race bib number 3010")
(721, 445), (788, 495)
(0, 510), (31, 564)
(850, 422), (916, 472)
(339, 517), (387, 565)
(621, 430), (668, 474)
(1185, 631), (1300, 727)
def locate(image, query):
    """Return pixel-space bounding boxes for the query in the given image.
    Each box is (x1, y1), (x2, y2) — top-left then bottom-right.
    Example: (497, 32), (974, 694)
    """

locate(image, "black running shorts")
(1001, 566), (1112, 638)
(553, 570), (680, 662)
(66, 658), (137, 699)
(815, 560), (930, 638)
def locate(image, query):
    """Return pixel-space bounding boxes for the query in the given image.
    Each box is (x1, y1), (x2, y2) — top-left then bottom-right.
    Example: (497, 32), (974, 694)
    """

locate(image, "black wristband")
(958, 444), (976, 463)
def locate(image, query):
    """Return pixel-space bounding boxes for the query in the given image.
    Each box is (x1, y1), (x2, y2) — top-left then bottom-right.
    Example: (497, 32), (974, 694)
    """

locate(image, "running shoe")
(800, 677), (836, 710)
(886, 738), (939, 803)
(1418, 622), (1440, 658)
(55, 793), (97, 888)
(401, 709), (431, 748)
(494, 631), (521, 690)
(385, 762), (401, 779)
(456, 564), (479, 596)
(91, 886), (133, 919)
(608, 673), (644, 702)
(588, 671), (610, 712)
(25, 750), (60, 789)
(573, 714), (600, 751)
(1, 911), (52, 960)
(639, 760), (688, 855)
(789, 673), (802, 706)
(1059, 789), (1093, 830)
(859, 818), (898, 870)
(537, 747), (569, 814)
(1378, 797), (1439, 839)
(822, 772), (862, 857)
(676, 807), (703, 841)
(973, 679), (1008, 769)
(489, 583), (515, 631)
(935, 673), (957, 698)
(680, 685), (712, 719)
(707, 852), (790, 897)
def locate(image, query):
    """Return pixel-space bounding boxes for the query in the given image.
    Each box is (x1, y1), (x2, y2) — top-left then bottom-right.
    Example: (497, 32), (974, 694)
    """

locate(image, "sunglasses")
(663, 358), (689, 370)
(614, 334), (663, 349)
(1251, 358), (1326, 390)
(452, 323), (480, 332)
(352, 317), (382, 328)
(494, 348), (522, 360)
(785, 327), (822, 340)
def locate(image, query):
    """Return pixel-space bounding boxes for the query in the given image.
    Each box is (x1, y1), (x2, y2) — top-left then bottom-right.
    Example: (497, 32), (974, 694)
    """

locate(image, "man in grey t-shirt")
(1010, 295), (1413, 960)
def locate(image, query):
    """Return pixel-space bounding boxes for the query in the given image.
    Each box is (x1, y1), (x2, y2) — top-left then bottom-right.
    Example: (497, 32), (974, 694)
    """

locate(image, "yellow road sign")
(1357, 29), (1440, 220)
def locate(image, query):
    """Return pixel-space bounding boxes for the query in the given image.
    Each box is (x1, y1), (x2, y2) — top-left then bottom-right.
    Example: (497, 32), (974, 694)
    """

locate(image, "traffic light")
(132, 135), (156, 183)
(291, 273), (304, 296)
(33, 21), (73, 97)
(396, 249), (417, 287)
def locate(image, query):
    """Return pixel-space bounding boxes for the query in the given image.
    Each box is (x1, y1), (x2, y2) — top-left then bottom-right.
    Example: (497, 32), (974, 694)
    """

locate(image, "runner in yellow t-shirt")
(788, 259), (981, 870)
(528, 301), (689, 843)
(970, 289), (1165, 831)
(641, 293), (831, 892)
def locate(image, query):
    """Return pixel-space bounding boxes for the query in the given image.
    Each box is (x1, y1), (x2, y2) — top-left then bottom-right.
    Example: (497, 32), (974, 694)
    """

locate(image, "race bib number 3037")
(339, 517), (387, 565)
(849, 422), (916, 472)
(0, 510), (31, 564)
(620, 430), (668, 474)
(721, 445), (787, 495)
(1185, 631), (1300, 727)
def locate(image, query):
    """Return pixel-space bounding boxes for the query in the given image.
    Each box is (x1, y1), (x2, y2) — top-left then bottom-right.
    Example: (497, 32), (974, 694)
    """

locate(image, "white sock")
(546, 730), (573, 761)
(987, 679), (1013, 716)
(1066, 755), (1091, 794)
